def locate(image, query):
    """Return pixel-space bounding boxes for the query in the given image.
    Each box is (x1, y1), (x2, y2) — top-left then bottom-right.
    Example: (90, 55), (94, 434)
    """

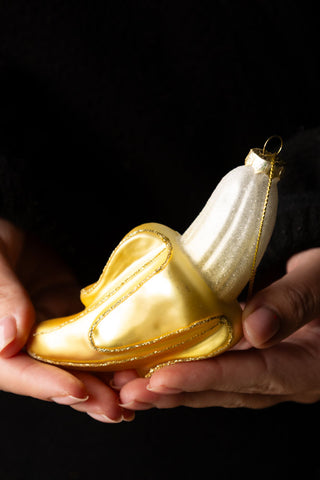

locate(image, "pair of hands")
(1, 218), (320, 422)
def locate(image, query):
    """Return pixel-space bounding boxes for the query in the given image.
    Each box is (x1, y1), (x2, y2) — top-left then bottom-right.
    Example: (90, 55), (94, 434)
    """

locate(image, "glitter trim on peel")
(28, 316), (233, 376)
(32, 228), (173, 336)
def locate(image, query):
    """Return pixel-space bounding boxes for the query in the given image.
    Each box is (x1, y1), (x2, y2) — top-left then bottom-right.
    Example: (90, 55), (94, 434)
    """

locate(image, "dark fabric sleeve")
(256, 127), (320, 288)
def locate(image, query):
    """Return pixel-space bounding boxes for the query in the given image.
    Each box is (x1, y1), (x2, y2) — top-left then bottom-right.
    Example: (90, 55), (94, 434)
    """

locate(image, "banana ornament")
(27, 136), (283, 376)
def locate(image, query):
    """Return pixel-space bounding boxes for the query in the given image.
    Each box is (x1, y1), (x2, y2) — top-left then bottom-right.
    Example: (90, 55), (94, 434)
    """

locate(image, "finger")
(0, 251), (35, 357)
(71, 372), (131, 423)
(155, 390), (290, 409)
(111, 369), (140, 390)
(243, 248), (320, 348)
(146, 342), (316, 397)
(175, 387), (320, 408)
(119, 375), (291, 409)
(119, 347), (318, 409)
(229, 336), (252, 351)
(0, 353), (88, 404)
(119, 378), (159, 410)
(146, 352), (269, 395)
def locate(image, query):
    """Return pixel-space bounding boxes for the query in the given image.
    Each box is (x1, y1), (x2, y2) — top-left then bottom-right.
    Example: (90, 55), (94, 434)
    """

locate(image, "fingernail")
(244, 307), (280, 347)
(146, 384), (182, 394)
(51, 394), (89, 405)
(88, 412), (123, 423)
(109, 379), (121, 391)
(122, 409), (136, 422)
(0, 315), (17, 353)
(118, 401), (136, 409)
(119, 401), (152, 410)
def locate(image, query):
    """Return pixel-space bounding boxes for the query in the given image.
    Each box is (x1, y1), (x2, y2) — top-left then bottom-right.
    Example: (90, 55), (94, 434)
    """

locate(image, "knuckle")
(284, 282), (318, 328)
(252, 352), (292, 396)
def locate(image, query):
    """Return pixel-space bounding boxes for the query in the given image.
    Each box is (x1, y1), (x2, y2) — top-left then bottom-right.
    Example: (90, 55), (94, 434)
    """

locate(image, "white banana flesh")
(181, 151), (280, 302)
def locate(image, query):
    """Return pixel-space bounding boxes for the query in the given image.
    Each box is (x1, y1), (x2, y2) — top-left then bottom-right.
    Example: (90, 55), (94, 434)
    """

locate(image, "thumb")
(243, 248), (320, 348)
(0, 250), (35, 357)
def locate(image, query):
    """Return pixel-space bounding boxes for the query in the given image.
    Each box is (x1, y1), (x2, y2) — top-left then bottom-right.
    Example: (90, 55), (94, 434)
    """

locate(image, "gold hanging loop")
(262, 135), (283, 157)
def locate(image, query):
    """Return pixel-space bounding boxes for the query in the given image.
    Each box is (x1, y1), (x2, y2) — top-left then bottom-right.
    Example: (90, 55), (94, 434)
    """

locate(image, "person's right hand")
(0, 218), (134, 423)
(114, 248), (320, 410)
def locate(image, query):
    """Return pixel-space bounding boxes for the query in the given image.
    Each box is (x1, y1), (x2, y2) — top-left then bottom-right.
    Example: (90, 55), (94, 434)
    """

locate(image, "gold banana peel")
(27, 223), (242, 376)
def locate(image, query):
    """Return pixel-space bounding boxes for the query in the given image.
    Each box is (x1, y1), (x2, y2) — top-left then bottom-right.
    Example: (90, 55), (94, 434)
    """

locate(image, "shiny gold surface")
(27, 223), (242, 376)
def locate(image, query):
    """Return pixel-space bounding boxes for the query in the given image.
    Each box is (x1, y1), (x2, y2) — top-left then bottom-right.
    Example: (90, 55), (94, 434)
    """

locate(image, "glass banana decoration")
(27, 136), (283, 376)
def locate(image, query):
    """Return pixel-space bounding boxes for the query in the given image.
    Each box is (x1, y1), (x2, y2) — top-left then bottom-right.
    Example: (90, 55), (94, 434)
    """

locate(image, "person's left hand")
(114, 248), (320, 410)
(0, 219), (134, 423)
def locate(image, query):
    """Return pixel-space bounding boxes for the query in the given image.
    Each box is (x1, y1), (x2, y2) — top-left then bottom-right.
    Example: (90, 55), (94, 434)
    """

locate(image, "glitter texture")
(181, 161), (279, 301)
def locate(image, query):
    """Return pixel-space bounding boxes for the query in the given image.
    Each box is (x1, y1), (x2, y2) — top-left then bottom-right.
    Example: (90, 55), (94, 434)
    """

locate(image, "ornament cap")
(245, 135), (284, 178)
